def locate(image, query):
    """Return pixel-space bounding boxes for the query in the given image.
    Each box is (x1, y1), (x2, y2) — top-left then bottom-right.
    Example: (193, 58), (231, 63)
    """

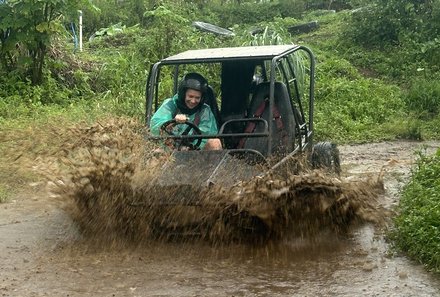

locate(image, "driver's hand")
(164, 123), (174, 132)
(175, 114), (188, 123)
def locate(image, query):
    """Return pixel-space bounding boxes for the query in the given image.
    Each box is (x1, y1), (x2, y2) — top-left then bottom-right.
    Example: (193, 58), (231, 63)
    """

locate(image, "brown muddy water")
(1, 120), (440, 296)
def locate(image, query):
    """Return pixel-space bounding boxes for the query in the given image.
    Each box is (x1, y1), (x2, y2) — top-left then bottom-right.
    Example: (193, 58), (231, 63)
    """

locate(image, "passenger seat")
(241, 82), (295, 156)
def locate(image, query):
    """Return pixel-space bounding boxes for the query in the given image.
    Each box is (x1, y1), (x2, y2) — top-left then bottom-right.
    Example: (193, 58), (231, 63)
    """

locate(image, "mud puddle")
(1, 192), (439, 296)
(1, 120), (440, 296)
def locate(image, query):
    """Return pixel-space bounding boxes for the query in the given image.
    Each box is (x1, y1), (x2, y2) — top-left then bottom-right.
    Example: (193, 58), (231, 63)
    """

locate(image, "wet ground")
(1, 140), (440, 296)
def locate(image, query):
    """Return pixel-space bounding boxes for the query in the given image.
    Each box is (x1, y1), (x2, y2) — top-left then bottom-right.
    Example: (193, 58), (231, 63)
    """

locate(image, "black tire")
(310, 141), (341, 175)
(287, 21), (319, 35)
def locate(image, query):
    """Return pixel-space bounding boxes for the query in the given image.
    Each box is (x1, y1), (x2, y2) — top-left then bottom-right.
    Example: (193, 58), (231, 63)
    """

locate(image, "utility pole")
(79, 10), (83, 52)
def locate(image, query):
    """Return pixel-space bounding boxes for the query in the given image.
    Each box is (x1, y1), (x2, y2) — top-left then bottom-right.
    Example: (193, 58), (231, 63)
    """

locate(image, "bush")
(305, 0), (352, 11)
(81, 0), (147, 37)
(393, 149), (440, 273)
(0, 0), (93, 85)
(314, 57), (406, 143)
(207, 0), (310, 28)
(342, 1), (440, 81)
(405, 78), (440, 119)
(346, 1), (440, 47)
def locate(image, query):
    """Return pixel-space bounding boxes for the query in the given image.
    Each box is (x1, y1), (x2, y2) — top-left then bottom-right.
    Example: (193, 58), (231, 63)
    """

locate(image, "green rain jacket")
(150, 94), (218, 149)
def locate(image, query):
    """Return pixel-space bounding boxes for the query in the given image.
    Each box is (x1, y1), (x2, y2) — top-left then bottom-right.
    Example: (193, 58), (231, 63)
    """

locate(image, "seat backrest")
(243, 82), (295, 156)
(204, 85), (221, 128)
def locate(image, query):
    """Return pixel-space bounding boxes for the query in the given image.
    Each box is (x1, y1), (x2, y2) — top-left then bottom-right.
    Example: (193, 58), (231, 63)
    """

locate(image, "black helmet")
(177, 72), (208, 102)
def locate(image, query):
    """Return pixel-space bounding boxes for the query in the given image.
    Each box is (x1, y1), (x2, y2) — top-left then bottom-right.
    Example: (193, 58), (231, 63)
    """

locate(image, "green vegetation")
(1, 0), (438, 142)
(393, 149), (440, 273)
(0, 0), (94, 84)
(0, 188), (7, 203)
(0, 0), (439, 272)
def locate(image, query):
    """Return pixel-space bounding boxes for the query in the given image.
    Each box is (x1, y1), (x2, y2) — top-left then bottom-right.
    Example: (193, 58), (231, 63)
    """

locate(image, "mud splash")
(14, 118), (388, 245)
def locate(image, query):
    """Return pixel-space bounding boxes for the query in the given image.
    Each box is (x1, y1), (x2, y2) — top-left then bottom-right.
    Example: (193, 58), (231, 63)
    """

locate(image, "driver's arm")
(197, 106), (219, 135)
(196, 107), (219, 149)
(150, 98), (176, 135)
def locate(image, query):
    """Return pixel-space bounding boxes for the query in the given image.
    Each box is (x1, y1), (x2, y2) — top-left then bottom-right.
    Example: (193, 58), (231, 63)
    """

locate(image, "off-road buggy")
(144, 44), (340, 239)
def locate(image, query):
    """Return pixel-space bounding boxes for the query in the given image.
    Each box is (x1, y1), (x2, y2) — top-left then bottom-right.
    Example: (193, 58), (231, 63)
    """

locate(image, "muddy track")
(1, 141), (440, 296)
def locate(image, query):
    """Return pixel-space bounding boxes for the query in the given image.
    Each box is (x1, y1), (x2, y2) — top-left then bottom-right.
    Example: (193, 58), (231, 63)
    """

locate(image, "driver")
(150, 72), (222, 150)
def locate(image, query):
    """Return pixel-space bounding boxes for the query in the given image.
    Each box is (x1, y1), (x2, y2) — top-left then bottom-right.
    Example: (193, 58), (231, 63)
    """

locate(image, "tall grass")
(314, 57), (406, 143)
(405, 78), (440, 120)
(392, 149), (440, 273)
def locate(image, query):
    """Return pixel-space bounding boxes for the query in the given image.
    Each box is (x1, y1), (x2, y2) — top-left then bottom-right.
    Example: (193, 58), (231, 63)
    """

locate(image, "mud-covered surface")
(1, 121), (440, 296)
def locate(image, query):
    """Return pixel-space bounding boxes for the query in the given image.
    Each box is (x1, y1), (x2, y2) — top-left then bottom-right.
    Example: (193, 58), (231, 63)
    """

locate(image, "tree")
(0, 0), (94, 85)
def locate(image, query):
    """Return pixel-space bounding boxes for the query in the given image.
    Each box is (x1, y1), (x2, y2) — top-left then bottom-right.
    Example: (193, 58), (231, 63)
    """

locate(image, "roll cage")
(145, 44), (315, 161)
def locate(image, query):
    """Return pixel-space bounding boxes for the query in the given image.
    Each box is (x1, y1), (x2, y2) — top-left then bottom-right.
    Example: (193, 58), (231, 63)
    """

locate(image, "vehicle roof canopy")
(161, 45), (301, 64)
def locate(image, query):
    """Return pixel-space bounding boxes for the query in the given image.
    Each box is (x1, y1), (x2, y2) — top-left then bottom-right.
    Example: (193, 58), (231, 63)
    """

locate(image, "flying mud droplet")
(12, 118), (389, 245)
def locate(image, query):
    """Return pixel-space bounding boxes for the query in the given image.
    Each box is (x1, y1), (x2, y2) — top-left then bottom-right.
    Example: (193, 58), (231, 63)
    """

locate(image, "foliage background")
(1, 0), (439, 142)
(392, 149), (440, 273)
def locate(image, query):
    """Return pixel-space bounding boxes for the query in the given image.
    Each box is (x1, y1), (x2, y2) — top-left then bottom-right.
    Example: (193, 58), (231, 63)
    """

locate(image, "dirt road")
(1, 141), (439, 296)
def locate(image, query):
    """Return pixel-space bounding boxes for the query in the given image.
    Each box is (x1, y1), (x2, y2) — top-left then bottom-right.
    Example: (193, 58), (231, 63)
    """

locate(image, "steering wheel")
(160, 119), (203, 150)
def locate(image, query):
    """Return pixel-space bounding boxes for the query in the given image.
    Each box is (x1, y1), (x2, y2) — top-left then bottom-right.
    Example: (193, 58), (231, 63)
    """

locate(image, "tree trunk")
(31, 42), (46, 85)
(0, 28), (15, 72)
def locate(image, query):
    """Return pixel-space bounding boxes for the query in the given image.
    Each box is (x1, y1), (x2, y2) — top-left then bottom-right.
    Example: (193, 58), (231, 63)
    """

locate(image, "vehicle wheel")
(310, 141), (341, 175)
